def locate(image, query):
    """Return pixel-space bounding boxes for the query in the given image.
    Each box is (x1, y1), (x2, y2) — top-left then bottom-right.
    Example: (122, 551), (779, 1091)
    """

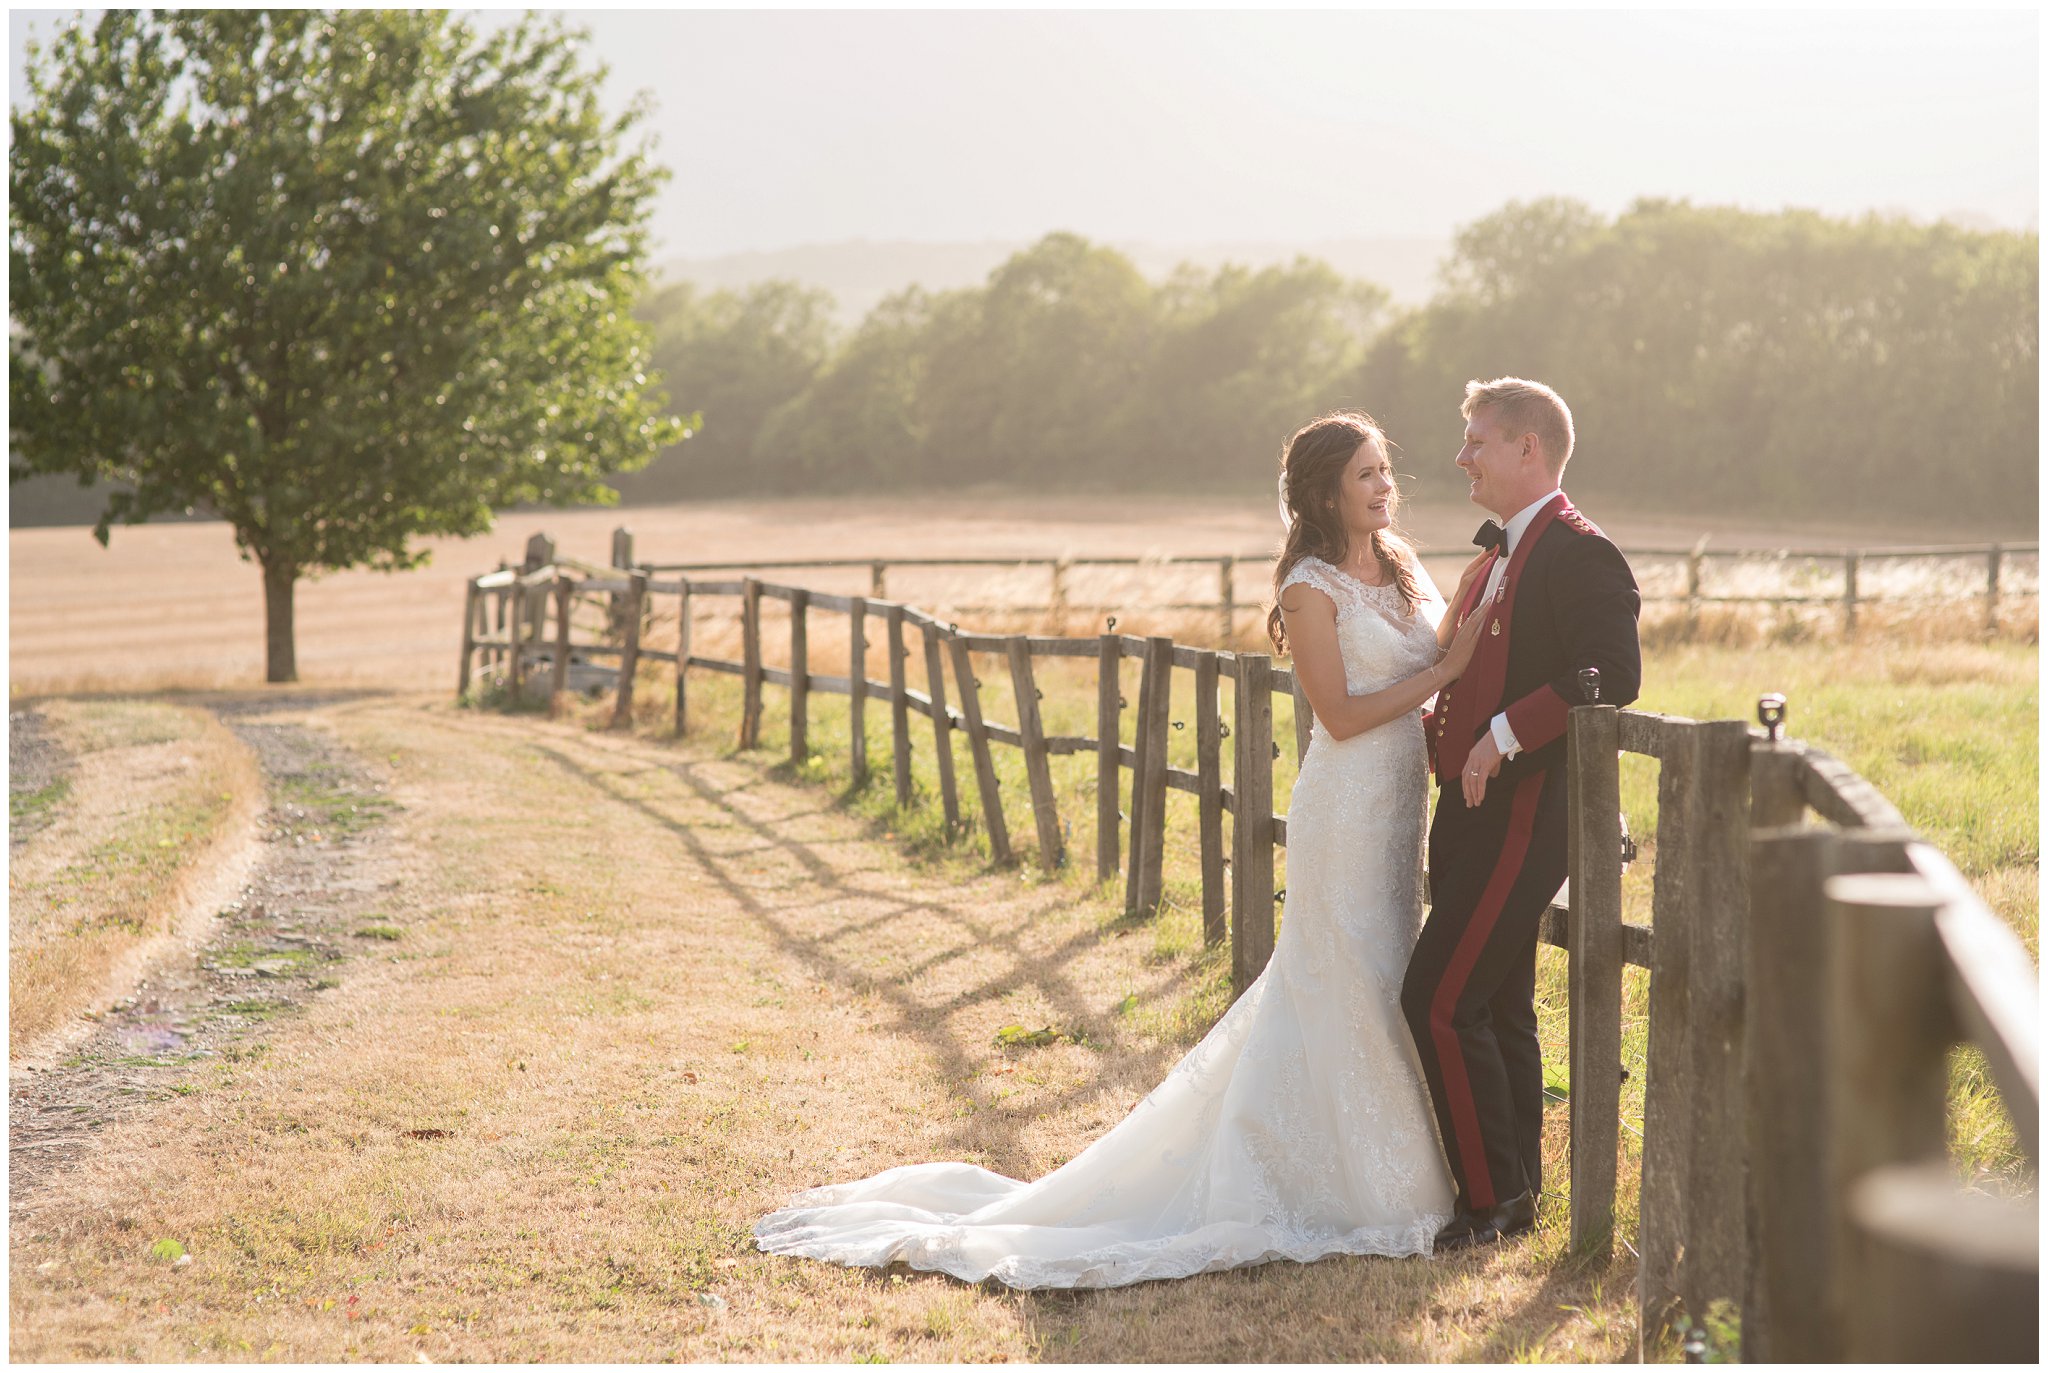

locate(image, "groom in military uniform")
(1405, 377), (1642, 1251)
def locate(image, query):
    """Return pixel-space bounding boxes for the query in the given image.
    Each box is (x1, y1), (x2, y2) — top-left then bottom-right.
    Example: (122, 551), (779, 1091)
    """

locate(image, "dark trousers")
(1402, 766), (1567, 1213)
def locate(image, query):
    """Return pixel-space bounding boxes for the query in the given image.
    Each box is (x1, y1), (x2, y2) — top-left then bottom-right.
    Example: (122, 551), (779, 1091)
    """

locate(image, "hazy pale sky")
(11, 7), (2040, 259)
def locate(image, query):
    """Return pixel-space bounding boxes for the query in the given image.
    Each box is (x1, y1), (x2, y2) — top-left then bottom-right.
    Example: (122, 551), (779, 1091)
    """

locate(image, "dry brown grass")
(9, 699), (262, 1060)
(15, 492), (2029, 698)
(9, 695), (1641, 1362)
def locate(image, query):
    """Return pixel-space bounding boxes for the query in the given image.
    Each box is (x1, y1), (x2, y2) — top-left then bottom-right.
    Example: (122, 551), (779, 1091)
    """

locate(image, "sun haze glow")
(9, 7), (2039, 260)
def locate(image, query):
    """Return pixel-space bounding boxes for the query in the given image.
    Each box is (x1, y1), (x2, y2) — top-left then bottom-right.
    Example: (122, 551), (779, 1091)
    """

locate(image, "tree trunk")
(261, 556), (298, 683)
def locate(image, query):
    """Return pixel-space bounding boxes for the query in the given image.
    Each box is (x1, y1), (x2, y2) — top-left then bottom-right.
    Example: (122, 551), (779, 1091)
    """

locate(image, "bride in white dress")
(755, 412), (1490, 1289)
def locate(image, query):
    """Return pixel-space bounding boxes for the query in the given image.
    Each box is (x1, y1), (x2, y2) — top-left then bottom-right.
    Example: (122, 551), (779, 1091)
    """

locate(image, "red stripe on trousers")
(1430, 773), (1545, 1211)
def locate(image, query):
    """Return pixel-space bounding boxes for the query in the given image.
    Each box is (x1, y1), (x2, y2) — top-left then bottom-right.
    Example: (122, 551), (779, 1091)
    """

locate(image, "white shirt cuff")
(1490, 712), (1521, 759)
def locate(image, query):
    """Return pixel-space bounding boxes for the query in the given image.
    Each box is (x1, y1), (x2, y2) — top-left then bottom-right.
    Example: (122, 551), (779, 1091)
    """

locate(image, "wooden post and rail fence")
(458, 536), (2036, 1360)
(607, 533), (2035, 640)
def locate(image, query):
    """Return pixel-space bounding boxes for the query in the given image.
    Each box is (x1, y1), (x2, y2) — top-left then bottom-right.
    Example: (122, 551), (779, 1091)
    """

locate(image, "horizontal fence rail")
(461, 529), (2035, 1360)
(616, 535), (2038, 641)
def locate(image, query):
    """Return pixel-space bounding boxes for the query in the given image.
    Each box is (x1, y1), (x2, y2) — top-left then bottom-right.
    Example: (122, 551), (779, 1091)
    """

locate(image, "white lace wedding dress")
(754, 556), (1456, 1288)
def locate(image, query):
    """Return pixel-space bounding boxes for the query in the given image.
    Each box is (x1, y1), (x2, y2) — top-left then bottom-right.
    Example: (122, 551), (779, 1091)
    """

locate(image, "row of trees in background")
(631, 202), (2037, 525)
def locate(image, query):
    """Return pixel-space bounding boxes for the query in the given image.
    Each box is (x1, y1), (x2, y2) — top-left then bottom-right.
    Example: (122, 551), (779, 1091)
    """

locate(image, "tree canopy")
(10, 10), (686, 679)
(629, 206), (2033, 529)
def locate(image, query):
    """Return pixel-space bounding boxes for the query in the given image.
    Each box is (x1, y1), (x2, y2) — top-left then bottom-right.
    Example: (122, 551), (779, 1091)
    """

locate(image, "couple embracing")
(757, 378), (1643, 1288)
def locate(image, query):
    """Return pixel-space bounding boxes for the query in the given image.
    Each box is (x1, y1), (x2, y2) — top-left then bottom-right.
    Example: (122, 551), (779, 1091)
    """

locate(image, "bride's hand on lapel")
(1438, 602), (1487, 679)
(1439, 551), (1494, 649)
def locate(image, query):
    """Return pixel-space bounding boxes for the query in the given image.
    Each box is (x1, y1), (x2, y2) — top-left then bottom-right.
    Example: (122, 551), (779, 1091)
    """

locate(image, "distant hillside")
(655, 236), (1451, 325)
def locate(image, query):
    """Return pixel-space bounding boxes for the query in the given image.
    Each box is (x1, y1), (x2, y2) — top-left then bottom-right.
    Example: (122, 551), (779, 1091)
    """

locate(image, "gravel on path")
(8, 696), (401, 1207)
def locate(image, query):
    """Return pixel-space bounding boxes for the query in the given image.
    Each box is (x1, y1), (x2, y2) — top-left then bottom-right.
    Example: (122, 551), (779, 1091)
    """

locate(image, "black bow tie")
(1472, 520), (1507, 553)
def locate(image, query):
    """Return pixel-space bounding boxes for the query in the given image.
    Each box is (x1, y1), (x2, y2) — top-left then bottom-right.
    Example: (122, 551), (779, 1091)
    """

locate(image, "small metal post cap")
(1577, 666), (1602, 704)
(1757, 692), (1788, 742)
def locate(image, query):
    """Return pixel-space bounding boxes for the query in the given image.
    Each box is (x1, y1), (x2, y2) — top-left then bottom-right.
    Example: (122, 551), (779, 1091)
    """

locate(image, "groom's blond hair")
(1462, 377), (1575, 476)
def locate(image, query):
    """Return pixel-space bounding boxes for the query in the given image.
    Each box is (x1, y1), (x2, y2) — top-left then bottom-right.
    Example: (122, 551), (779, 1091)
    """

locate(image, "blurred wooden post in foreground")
(1565, 703), (1622, 1261)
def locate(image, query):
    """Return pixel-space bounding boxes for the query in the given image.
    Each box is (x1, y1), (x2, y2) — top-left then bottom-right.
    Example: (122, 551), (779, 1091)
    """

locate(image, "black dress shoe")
(1432, 1209), (1481, 1249)
(1483, 1190), (1537, 1241)
(1435, 1191), (1536, 1252)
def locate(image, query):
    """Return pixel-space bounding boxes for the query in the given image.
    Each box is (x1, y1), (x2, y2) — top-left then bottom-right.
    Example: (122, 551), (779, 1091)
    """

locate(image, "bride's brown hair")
(1268, 411), (1424, 654)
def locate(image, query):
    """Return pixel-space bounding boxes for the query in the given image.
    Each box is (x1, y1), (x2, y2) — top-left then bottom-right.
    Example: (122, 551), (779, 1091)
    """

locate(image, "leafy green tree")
(10, 10), (685, 680)
(753, 285), (947, 491)
(627, 278), (836, 499)
(1136, 257), (1389, 487)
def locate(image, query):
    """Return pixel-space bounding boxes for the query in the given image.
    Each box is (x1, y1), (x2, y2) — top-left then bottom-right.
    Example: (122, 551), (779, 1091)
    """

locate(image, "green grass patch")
(275, 764), (399, 838)
(10, 775), (71, 827)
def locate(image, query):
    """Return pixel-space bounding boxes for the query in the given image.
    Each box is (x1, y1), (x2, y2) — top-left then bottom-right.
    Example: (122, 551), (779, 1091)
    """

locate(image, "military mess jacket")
(1425, 493), (1643, 786)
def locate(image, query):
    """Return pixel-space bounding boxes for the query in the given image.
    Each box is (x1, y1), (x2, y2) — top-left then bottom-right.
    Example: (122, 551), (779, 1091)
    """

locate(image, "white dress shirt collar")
(1502, 489), (1564, 555)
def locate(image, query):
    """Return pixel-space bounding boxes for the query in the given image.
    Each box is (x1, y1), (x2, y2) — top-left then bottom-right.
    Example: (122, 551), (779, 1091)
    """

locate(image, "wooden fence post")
(1827, 869), (1950, 1359)
(508, 582), (527, 701)
(1679, 719), (1755, 1324)
(1050, 558), (1070, 625)
(1195, 650), (1226, 946)
(1741, 826), (1911, 1363)
(611, 571), (645, 729)
(1841, 1162), (2038, 1362)
(1565, 704), (1623, 1261)
(1842, 551), (1860, 639)
(789, 587), (810, 765)
(458, 578), (480, 696)
(1742, 824), (1832, 1363)
(1006, 637), (1064, 869)
(887, 605), (912, 808)
(609, 526), (634, 640)
(1230, 652), (1276, 995)
(551, 576), (572, 707)
(491, 561), (507, 671)
(674, 582), (692, 735)
(1218, 556), (1235, 643)
(739, 577), (763, 749)
(1125, 636), (1172, 916)
(921, 622), (960, 830)
(1096, 634), (1122, 883)
(870, 561), (887, 600)
(848, 598), (868, 784)
(948, 634), (1011, 865)
(1638, 724), (1698, 1338)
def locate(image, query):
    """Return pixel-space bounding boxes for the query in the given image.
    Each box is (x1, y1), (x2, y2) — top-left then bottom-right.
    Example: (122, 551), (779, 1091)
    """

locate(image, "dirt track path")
(9, 698), (400, 1205)
(9, 694), (1632, 1362)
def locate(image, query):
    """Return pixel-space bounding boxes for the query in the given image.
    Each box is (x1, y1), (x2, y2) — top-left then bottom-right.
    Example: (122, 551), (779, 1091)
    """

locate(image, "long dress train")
(754, 556), (1456, 1288)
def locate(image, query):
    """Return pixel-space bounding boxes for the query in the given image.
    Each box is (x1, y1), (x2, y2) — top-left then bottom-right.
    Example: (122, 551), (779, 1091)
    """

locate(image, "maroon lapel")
(1445, 493), (1569, 753)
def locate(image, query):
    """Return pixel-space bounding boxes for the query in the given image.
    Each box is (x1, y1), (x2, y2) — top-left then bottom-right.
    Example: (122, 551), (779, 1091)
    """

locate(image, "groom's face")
(1455, 408), (1532, 518)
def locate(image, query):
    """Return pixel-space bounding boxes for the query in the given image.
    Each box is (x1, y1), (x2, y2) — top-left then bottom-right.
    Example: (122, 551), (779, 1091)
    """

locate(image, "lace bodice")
(1279, 557), (1441, 740)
